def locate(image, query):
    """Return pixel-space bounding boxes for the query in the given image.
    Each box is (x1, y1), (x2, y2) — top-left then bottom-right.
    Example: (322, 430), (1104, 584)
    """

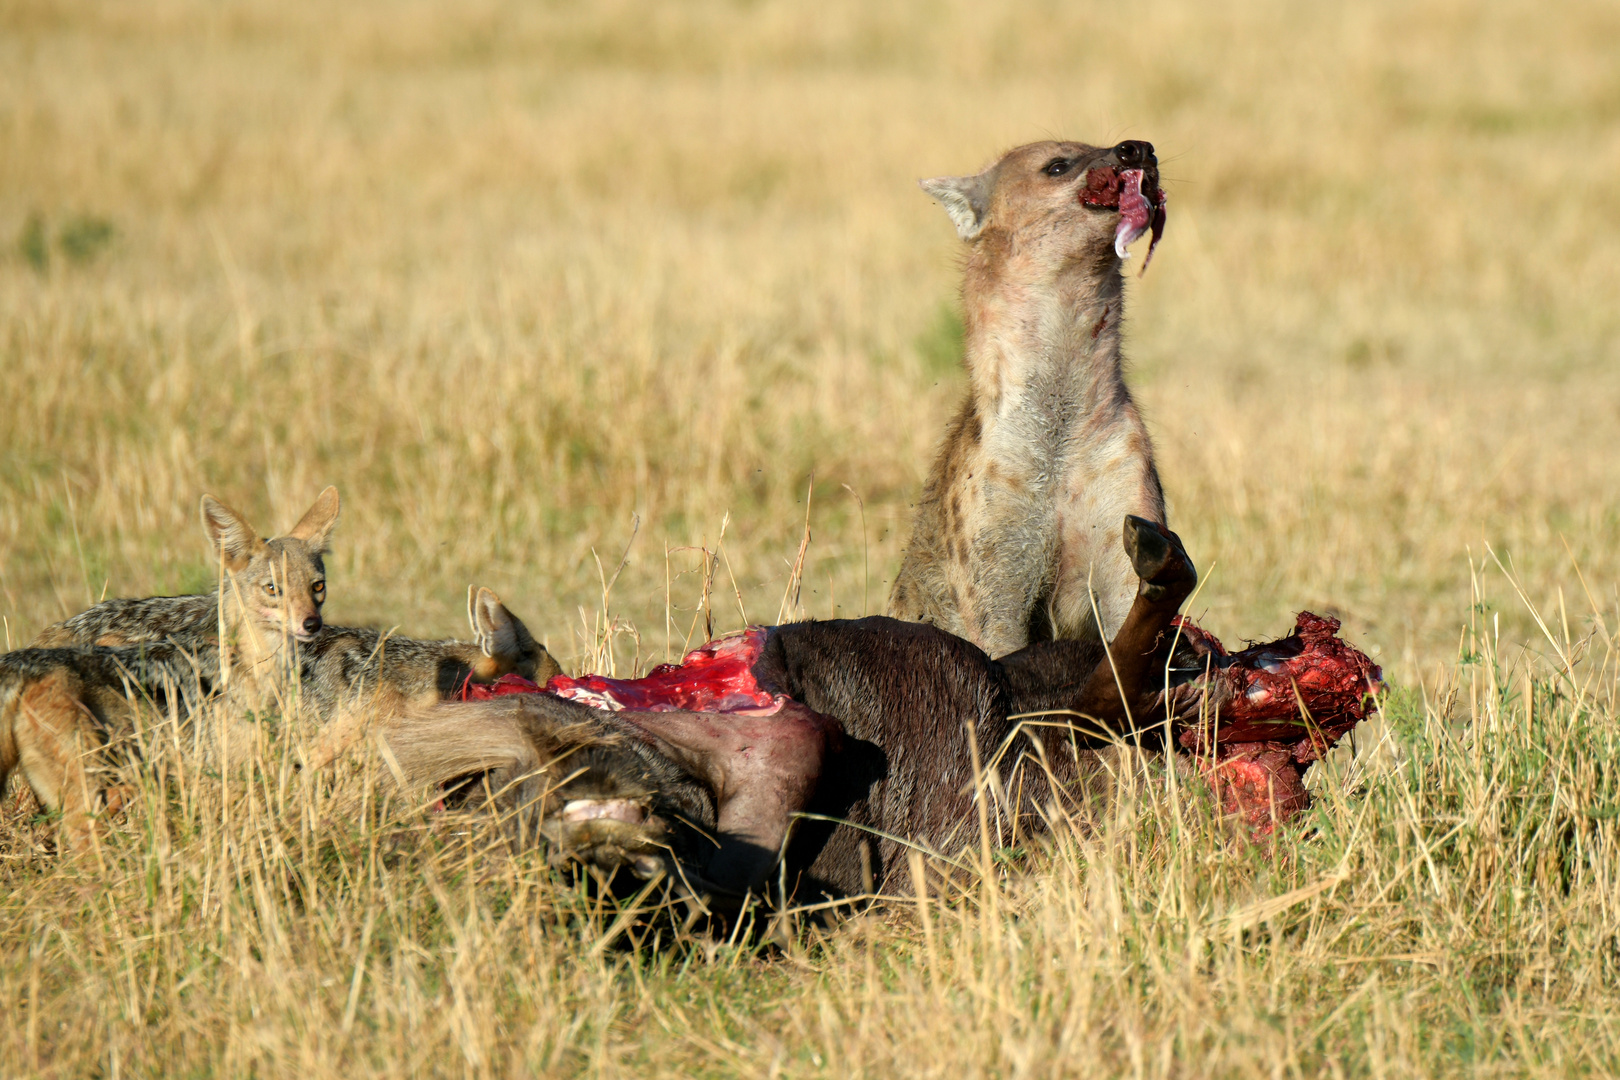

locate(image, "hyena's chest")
(956, 403), (1121, 538)
(954, 405), (1157, 611)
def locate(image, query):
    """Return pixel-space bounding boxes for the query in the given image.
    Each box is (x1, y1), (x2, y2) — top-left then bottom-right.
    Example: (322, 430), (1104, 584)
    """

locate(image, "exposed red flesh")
(462, 628), (781, 714)
(1169, 612), (1382, 763)
(459, 672), (546, 699)
(1200, 743), (1313, 833)
(549, 629), (780, 713)
(1162, 612), (1382, 836)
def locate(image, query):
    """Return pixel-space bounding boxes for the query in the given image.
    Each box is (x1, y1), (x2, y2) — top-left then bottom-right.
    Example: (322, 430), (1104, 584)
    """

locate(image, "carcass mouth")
(561, 798), (648, 825)
(1080, 165), (1168, 271)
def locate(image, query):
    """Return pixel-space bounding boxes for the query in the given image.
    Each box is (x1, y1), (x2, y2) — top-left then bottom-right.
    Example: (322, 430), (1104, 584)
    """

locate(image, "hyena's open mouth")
(1081, 162), (1167, 270)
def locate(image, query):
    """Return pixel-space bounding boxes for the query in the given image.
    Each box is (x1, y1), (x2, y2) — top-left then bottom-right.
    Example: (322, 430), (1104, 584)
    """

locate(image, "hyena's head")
(919, 139), (1166, 282)
(200, 486), (341, 645)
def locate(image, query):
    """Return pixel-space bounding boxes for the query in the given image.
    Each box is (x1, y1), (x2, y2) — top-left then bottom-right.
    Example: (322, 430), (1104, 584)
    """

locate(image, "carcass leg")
(1071, 515), (1198, 723)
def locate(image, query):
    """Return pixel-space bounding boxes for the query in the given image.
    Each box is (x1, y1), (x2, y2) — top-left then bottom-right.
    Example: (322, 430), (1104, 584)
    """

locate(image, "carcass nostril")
(303, 616), (322, 634)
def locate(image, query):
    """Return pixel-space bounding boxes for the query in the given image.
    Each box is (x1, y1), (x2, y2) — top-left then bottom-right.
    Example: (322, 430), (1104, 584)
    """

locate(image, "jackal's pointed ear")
(469, 585), (551, 680)
(920, 172), (993, 240)
(287, 486), (341, 554)
(469, 586), (513, 658)
(200, 495), (264, 573)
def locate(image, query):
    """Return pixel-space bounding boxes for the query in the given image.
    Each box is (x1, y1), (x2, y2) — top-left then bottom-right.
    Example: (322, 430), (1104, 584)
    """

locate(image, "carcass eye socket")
(1043, 158), (1071, 177)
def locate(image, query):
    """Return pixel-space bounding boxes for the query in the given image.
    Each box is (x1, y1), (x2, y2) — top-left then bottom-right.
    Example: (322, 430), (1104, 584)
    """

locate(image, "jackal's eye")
(1043, 158), (1071, 177)
(312, 581), (326, 601)
(264, 582), (279, 597)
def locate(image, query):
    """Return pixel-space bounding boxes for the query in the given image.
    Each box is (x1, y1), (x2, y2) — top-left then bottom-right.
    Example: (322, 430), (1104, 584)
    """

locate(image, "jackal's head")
(920, 139), (1167, 279)
(200, 487), (341, 646)
(467, 586), (564, 685)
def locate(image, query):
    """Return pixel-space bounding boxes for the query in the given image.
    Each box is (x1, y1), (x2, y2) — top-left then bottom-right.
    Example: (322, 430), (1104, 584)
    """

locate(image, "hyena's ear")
(200, 495), (265, 573)
(920, 171), (993, 241)
(287, 486), (341, 554)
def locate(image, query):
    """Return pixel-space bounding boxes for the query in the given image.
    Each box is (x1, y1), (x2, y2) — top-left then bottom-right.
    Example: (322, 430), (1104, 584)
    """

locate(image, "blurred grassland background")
(3, 0), (1620, 1076)
(3, 0), (1617, 677)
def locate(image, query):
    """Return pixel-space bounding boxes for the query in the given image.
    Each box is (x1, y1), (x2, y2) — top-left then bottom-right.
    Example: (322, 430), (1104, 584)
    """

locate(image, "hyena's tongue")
(1115, 168), (1156, 262)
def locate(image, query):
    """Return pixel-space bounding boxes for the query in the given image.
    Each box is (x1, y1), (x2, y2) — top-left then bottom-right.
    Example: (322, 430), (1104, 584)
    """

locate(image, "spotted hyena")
(888, 139), (1169, 658)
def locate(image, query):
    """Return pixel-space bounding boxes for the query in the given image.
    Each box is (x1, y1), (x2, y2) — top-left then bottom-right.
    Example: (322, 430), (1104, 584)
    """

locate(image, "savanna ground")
(3, 0), (1619, 1075)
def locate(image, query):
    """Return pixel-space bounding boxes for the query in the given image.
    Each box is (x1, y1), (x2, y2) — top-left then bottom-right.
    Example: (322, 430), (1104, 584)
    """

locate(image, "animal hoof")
(1122, 515), (1196, 600)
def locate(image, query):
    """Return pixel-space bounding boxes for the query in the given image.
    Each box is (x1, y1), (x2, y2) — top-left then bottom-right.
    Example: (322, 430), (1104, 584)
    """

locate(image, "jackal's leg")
(13, 673), (103, 845)
(1070, 515), (1198, 724)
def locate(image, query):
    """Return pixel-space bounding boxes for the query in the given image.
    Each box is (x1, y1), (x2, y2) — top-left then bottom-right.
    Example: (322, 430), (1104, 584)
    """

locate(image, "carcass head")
(446, 676), (837, 908)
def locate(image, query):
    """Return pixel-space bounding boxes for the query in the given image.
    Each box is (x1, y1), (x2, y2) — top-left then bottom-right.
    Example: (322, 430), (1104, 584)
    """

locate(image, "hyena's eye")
(1043, 158), (1071, 177)
(312, 581), (326, 601)
(264, 582), (279, 597)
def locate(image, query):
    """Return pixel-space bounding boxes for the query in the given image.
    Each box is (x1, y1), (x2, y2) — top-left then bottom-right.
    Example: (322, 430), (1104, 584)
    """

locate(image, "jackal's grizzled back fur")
(295, 589), (561, 720)
(33, 487), (559, 695)
(33, 593), (219, 649)
(3, 589), (557, 846)
(9, 486), (561, 844)
(37, 586), (561, 719)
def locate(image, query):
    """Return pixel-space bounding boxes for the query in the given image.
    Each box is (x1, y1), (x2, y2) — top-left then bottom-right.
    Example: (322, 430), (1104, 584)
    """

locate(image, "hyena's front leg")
(958, 488), (1057, 659)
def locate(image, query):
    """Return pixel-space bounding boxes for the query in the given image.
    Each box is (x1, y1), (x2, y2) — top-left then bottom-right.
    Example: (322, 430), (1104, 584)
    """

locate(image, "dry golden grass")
(3, 0), (1619, 1075)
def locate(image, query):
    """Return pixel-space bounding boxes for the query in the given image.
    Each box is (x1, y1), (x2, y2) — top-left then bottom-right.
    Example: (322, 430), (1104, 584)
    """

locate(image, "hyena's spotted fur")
(889, 139), (1168, 658)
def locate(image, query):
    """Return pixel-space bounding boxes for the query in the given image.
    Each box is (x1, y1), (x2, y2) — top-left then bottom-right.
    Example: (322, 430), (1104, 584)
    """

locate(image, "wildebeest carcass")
(380, 518), (1381, 905)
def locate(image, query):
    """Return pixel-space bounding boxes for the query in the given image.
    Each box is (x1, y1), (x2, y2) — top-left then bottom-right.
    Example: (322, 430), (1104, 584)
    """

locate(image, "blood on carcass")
(461, 627), (783, 714)
(1166, 612), (1383, 834)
